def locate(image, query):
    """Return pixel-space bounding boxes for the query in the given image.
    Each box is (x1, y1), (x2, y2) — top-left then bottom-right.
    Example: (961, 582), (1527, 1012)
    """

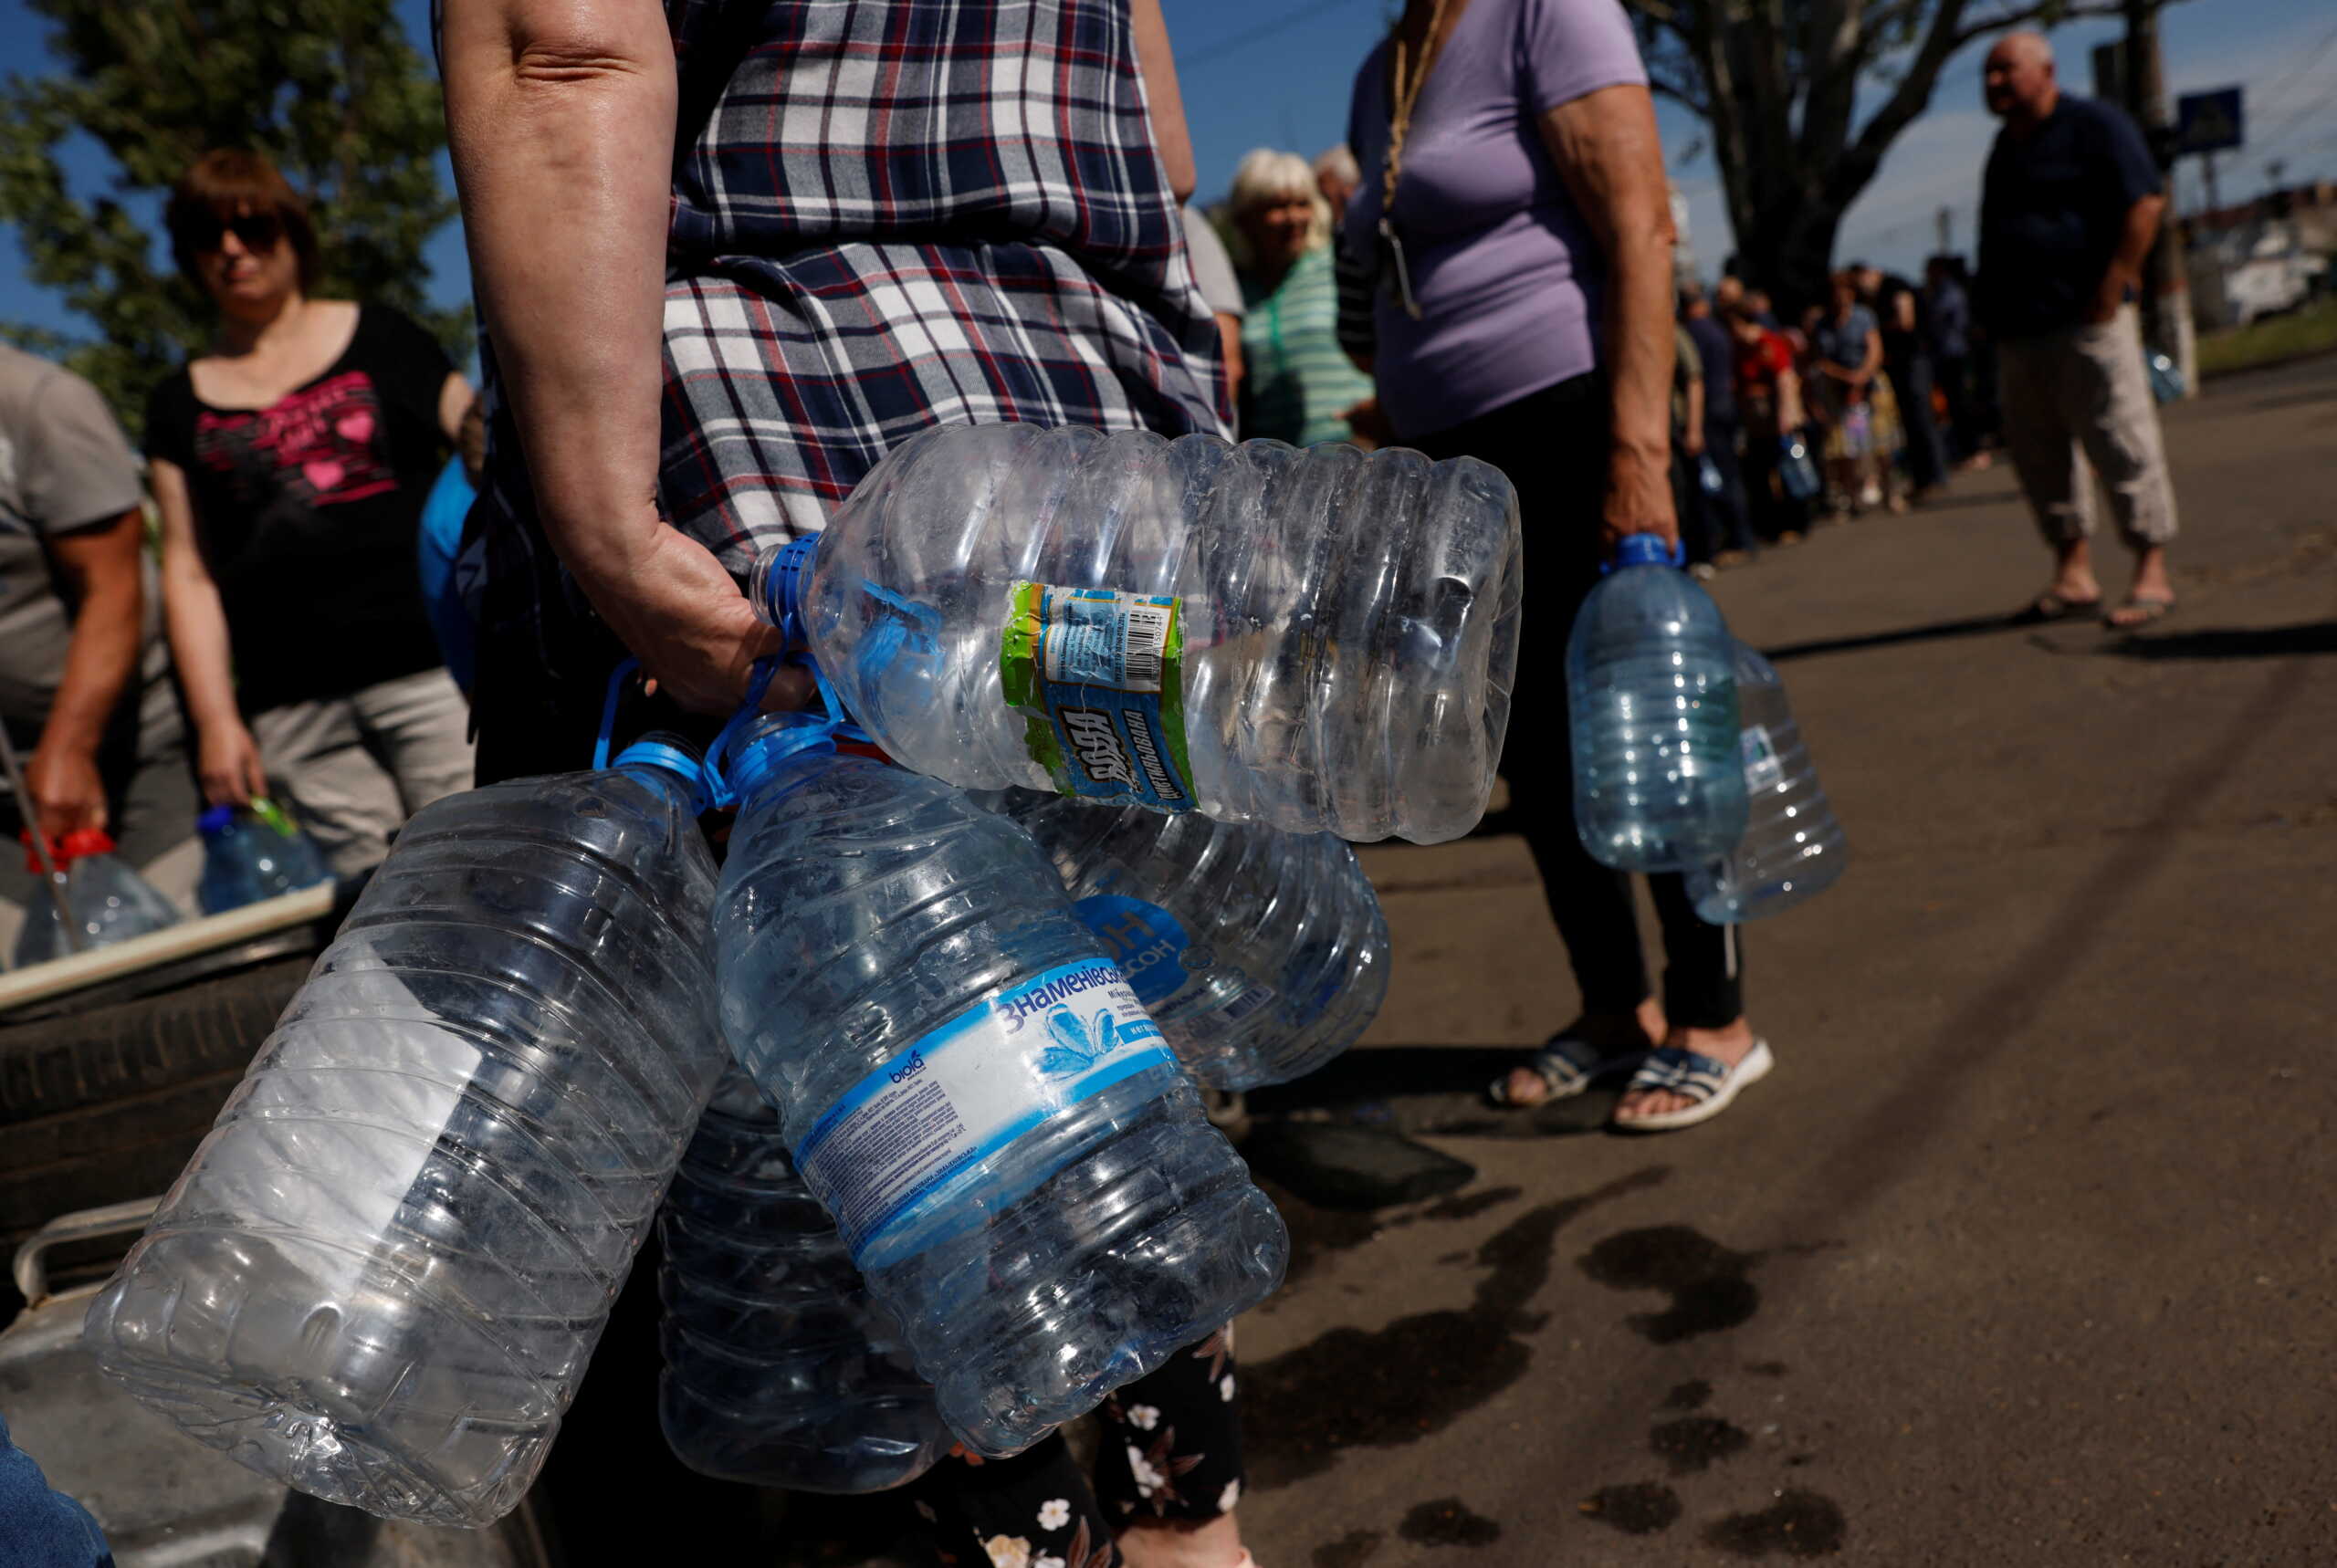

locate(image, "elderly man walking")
(1979, 31), (2178, 628)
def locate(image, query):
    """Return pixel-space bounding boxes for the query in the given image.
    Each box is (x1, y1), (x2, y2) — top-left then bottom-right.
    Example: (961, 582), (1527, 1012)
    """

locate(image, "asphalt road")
(1225, 350), (2337, 1568)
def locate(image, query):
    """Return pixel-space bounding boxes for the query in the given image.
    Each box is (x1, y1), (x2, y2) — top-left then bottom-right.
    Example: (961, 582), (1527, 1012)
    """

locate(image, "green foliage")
(0, 0), (467, 436)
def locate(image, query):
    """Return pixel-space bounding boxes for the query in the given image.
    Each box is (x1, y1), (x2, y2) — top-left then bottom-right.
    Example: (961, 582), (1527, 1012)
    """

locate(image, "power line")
(1179, 0), (1380, 69)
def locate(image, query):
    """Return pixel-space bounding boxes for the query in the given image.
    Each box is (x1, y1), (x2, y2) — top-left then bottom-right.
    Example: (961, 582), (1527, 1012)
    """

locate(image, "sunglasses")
(188, 212), (285, 256)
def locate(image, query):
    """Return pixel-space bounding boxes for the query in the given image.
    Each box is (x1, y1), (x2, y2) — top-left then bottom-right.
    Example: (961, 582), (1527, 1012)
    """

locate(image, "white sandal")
(1610, 1040), (1774, 1132)
(1486, 1036), (1647, 1107)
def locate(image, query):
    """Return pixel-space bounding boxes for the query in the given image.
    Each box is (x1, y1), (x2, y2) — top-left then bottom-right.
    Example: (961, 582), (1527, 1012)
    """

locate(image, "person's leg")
(247, 695), (407, 875)
(1095, 1324), (1251, 1567)
(907, 1435), (1126, 1568)
(2065, 308), (2179, 624)
(1995, 336), (2101, 608)
(1900, 360), (1949, 495)
(351, 667), (477, 818)
(1417, 382), (1668, 1103)
(1705, 419), (1755, 558)
(1613, 875), (1756, 1124)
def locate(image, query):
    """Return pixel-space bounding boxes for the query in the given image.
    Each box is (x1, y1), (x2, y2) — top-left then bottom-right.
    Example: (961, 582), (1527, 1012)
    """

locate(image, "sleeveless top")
(466, 0), (1225, 694)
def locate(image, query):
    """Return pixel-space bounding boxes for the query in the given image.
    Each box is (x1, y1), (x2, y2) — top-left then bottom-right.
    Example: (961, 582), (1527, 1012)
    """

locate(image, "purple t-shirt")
(1344, 0), (1647, 440)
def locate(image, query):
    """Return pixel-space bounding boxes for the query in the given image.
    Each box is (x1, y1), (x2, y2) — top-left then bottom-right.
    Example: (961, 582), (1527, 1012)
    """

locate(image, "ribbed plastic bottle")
(713, 715), (1288, 1456)
(747, 423), (1521, 845)
(980, 789), (1389, 1091)
(83, 739), (730, 1527)
(1778, 434), (1822, 502)
(1686, 643), (1848, 923)
(658, 1066), (948, 1491)
(1567, 535), (1748, 873)
(13, 829), (181, 967)
(195, 801), (333, 914)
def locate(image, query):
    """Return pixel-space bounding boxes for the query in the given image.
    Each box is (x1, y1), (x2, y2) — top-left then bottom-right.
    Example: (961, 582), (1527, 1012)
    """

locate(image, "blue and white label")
(1004, 583), (1196, 811)
(792, 960), (1173, 1261)
(1073, 894), (1190, 1009)
(1740, 724), (1784, 791)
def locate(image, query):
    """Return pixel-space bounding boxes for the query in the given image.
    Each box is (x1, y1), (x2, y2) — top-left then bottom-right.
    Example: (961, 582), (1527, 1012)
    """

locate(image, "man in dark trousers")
(1679, 282), (1753, 566)
(1978, 30), (2178, 628)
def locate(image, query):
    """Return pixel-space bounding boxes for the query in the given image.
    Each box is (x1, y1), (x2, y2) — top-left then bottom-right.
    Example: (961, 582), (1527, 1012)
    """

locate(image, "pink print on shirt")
(192, 370), (394, 507)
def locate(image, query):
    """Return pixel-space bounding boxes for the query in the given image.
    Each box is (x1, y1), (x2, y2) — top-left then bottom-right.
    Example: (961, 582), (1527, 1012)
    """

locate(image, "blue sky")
(2, 0), (2331, 342)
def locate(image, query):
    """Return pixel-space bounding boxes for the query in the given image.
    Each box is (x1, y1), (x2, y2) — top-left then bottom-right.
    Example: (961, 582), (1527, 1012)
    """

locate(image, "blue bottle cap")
(751, 534), (823, 640)
(197, 804), (237, 836)
(724, 711), (843, 799)
(1614, 533), (1672, 569)
(612, 732), (717, 815)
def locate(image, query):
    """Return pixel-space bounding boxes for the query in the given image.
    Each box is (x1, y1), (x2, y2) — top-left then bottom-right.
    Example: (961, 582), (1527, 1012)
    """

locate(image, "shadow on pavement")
(1762, 612), (2027, 663)
(1244, 1046), (1625, 1141)
(2102, 621), (2337, 660)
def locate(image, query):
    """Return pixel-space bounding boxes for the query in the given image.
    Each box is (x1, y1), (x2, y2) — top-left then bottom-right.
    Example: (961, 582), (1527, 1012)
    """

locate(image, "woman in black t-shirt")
(147, 149), (477, 873)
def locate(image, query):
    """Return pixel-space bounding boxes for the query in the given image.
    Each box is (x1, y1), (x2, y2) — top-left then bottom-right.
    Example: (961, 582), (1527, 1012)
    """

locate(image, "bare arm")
(436, 371), (477, 449)
(1132, 0), (1196, 203)
(1214, 312), (1244, 411)
(1682, 365), (1704, 455)
(152, 457), (267, 805)
(2091, 193), (2165, 323)
(1539, 84), (1678, 554)
(1777, 365), (1807, 433)
(441, 0), (789, 714)
(26, 511), (143, 838)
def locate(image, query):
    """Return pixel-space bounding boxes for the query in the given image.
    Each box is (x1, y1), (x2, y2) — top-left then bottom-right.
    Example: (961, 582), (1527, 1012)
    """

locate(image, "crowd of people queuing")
(0, 0), (2185, 1563)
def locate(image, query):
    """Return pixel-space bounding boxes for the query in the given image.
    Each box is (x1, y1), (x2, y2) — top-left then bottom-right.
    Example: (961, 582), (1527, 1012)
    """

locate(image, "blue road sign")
(2175, 89), (2243, 156)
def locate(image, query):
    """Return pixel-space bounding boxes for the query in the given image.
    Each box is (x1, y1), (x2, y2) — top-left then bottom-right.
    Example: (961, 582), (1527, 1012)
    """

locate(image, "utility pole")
(1936, 204), (1954, 258)
(2123, 0), (2196, 395)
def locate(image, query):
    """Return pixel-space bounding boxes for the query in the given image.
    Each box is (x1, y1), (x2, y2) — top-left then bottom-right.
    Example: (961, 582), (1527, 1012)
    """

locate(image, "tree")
(0, 0), (466, 436)
(1627, 0), (2167, 307)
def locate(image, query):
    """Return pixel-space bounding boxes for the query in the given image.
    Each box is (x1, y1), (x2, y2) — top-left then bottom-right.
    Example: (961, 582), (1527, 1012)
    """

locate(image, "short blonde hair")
(1228, 149), (1331, 253)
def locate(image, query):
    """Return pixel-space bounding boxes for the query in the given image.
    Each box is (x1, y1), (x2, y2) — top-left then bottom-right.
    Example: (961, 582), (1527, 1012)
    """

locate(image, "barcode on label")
(1122, 602), (1170, 692)
(1221, 980), (1276, 1023)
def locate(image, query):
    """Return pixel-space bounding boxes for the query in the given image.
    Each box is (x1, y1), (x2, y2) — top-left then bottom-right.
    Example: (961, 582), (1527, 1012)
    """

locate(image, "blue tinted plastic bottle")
(1687, 643), (1848, 923)
(85, 742), (729, 1526)
(658, 1068), (948, 1491)
(712, 716), (1287, 1456)
(195, 803), (333, 914)
(983, 789), (1390, 1091)
(13, 830), (181, 967)
(1567, 535), (1747, 873)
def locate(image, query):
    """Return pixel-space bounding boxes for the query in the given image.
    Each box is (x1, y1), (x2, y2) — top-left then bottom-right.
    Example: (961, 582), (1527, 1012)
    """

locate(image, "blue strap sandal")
(1487, 1036), (1649, 1108)
(1610, 1040), (1775, 1132)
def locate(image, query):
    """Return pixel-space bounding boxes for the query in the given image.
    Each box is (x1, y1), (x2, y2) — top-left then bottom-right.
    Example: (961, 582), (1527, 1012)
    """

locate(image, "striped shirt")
(463, 0), (1227, 690)
(1239, 246), (1376, 447)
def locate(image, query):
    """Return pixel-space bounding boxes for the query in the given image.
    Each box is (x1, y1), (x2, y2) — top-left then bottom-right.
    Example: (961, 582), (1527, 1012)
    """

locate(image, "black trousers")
(1415, 374), (1744, 1030)
(1695, 414), (1755, 558)
(1892, 357), (1950, 492)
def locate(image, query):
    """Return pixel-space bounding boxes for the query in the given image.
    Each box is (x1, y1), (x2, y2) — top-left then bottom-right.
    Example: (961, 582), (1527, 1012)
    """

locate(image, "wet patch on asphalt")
(1398, 1498), (1503, 1547)
(1577, 1224), (1764, 1343)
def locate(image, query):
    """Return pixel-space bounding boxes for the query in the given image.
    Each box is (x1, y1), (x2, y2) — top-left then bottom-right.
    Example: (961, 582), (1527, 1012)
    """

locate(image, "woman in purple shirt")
(1347, 0), (1770, 1131)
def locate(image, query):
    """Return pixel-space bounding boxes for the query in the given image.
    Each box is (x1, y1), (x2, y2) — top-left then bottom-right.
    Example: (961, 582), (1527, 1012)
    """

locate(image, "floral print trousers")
(908, 1324), (1243, 1568)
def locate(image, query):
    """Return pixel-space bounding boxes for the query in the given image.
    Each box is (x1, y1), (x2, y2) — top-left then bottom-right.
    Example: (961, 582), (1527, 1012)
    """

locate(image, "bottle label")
(1740, 724), (1784, 791)
(1001, 582), (1196, 810)
(792, 958), (1176, 1261)
(1072, 892), (1279, 1040)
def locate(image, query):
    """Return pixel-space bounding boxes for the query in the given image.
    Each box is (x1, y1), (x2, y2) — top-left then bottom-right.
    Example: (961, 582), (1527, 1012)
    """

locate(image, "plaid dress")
(463, 0), (1226, 696)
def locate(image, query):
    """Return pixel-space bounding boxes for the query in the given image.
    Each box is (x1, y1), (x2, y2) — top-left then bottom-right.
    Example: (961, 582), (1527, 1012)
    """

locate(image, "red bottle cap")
(20, 828), (116, 873)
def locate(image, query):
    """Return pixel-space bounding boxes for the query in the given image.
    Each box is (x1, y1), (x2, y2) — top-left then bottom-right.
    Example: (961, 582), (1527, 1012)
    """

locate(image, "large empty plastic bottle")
(84, 741), (729, 1527)
(659, 1067), (948, 1491)
(13, 829), (181, 967)
(748, 423), (1521, 845)
(1686, 643), (1847, 923)
(195, 800), (333, 914)
(1567, 535), (1747, 873)
(982, 789), (1389, 1091)
(713, 715), (1288, 1456)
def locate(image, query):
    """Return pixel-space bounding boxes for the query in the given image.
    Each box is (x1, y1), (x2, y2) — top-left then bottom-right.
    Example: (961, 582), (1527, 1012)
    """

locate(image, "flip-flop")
(1610, 1040), (1775, 1133)
(1486, 1036), (1648, 1108)
(2011, 590), (2104, 625)
(2105, 595), (2175, 628)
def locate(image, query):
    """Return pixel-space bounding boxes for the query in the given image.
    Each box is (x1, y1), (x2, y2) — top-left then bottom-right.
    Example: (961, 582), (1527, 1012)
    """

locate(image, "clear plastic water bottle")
(981, 789), (1389, 1091)
(195, 800), (333, 914)
(1567, 535), (1747, 873)
(713, 715), (1288, 1456)
(84, 739), (730, 1527)
(1697, 454), (1725, 497)
(13, 829), (182, 967)
(746, 423), (1521, 845)
(1778, 434), (1822, 501)
(1687, 643), (1847, 923)
(659, 1067), (948, 1491)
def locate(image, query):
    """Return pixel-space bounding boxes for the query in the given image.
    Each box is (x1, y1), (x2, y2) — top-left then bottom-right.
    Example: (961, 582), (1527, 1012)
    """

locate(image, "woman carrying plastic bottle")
(1342, 0), (1770, 1130)
(1226, 149), (1378, 447)
(438, 1), (1259, 1563)
(146, 151), (477, 874)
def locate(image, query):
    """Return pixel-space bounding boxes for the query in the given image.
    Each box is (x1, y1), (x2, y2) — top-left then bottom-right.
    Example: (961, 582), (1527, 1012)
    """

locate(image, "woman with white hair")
(1228, 149), (1377, 445)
